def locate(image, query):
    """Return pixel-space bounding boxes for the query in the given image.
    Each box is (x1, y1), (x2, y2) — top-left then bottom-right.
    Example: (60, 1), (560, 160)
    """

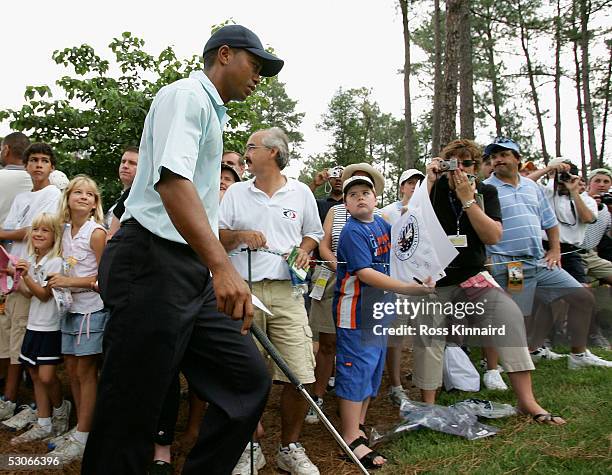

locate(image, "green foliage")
(1, 30), (303, 207)
(299, 87), (424, 205)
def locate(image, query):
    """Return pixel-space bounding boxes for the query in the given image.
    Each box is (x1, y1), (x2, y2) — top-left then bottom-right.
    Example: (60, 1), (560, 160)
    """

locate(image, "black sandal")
(341, 436), (387, 470)
(532, 413), (565, 425)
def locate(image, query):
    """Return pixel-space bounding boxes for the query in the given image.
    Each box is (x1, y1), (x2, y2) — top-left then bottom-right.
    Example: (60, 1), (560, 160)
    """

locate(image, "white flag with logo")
(390, 180), (458, 283)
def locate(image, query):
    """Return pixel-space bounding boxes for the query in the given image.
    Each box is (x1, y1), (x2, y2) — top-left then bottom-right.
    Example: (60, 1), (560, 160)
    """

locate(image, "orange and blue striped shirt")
(333, 215), (391, 329)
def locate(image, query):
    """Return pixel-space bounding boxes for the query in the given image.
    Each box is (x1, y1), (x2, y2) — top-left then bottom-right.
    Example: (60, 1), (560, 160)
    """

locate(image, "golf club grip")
(250, 323), (303, 388)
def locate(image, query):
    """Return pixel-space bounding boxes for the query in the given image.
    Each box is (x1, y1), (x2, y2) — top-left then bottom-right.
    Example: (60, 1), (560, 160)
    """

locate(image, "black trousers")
(82, 221), (271, 475)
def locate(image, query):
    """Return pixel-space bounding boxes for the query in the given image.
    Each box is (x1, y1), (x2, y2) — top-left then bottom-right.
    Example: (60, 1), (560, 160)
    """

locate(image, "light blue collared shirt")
(484, 173), (557, 260)
(123, 71), (228, 243)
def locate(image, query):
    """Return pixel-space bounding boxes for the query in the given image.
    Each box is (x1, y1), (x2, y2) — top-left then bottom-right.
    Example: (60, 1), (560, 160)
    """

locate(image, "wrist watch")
(462, 199), (477, 210)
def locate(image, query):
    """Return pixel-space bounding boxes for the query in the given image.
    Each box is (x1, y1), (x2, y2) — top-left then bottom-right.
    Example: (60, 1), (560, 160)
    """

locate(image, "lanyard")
(448, 193), (464, 236)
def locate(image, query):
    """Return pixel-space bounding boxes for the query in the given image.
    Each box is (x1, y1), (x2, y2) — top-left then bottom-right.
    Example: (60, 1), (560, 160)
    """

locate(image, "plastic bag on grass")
(450, 398), (517, 419)
(398, 399), (498, 440)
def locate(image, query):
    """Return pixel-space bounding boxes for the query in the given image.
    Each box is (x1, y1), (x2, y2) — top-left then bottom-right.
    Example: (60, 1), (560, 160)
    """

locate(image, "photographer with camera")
(525, 158), (597, 284)
(309, 166), (345, 225)
(579, 169), (612, 284)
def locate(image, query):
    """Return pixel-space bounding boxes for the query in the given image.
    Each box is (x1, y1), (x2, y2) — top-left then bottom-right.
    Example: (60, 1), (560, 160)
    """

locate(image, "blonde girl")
(7, 213), (71, 445)
(46, 175), (107, 463)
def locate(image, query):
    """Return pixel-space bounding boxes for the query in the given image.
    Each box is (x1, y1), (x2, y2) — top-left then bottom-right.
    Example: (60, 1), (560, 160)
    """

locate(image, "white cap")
(399, 169), (425, 185)
(342, 175), (375, 194)
(49, 170), (70, 190)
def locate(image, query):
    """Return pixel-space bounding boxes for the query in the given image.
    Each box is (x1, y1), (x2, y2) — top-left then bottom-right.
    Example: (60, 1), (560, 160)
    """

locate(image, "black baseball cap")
(203, 25), (284, 77)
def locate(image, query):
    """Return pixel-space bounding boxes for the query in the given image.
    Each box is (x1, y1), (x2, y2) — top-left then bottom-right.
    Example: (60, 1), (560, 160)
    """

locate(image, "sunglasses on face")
(459, 160), (474, 167)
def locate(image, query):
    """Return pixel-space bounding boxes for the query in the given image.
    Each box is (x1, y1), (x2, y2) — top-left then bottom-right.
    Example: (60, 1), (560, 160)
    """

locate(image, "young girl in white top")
(5, 212), (72, 445)
(47, 175), (107, 463)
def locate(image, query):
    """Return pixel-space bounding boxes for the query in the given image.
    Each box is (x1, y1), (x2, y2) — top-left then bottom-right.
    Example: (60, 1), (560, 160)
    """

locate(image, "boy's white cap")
(399, 169), (425, 185)
(343, 175), (375, 195)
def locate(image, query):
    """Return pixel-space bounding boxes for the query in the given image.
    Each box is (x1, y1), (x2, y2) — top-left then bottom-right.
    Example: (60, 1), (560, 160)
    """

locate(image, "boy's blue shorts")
(335, 327), (387, 402)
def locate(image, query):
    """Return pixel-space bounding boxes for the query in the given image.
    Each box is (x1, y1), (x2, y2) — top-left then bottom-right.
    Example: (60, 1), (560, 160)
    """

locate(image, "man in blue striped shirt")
(484, 137), (611, 369)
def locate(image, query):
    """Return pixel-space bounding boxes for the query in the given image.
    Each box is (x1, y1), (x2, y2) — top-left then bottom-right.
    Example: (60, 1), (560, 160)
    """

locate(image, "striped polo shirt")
(484, 173), (557, 260)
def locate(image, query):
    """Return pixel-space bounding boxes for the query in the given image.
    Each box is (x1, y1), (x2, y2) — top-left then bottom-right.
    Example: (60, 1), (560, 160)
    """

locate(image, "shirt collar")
(189, 70), (229, 125)
(327, 195), (343, 203)
(248, 176), (294, 195)
(489, 172), (524, 188)
(3, 165), (25, 171)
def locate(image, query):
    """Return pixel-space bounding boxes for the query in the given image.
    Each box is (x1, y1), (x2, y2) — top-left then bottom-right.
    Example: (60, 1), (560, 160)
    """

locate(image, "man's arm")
(0, 228), (28, 241)
(564, 178), (596, 224)
(156, 168), (253, 334)
(544, 225), (561, 269)
(526, 162), (570, 182)
(219, 229), (267, 252)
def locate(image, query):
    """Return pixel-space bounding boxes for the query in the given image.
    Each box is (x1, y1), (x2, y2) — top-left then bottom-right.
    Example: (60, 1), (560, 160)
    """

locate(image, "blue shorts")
(335, 327), (386, 402)
(490, 257), (583, 316)
(61, 309), (109, 356)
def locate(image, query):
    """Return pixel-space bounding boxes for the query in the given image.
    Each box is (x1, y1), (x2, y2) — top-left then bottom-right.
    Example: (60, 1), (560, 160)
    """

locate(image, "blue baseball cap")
(484, 137), (521, 157)
(203, 25), (284, 77)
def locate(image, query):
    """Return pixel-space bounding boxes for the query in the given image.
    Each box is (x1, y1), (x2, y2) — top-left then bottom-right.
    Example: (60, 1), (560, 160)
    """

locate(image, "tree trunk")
(573, 33), (588, 179)
(400, 0), (415, 169)
(579, 0), (598, 169)
(554, 0), (562, 158)
(484, 3), (502, 137)
(517, 0), (550, 164)
(439, 0), (462, 149)
(431, 0), (444, 155)
(459, 0), (474, 139)
(599, 42), (612, 167)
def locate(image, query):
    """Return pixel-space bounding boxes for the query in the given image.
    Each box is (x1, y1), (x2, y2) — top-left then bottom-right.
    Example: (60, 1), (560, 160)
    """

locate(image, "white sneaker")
(0, 399), (16, 421)
(232, 442), (266, 475)
(483, 369), (508, 391)
(388, 386), (410, 407)
(48, 434), (85, 463)
(51, 400), (72, 436)
(305, 396), (323, 424)
(1, 405), (37, 431)
(530, 347), (565, 362)
(10, 422), (52, 445)
(479, 360), (504, 373)
(568, 349), (612, 369)
(277, 442), (320, 475)
(47, 425), (76, 450)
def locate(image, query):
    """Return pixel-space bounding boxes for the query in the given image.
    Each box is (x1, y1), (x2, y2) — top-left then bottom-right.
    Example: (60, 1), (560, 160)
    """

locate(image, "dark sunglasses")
(459, 160), (475, 167)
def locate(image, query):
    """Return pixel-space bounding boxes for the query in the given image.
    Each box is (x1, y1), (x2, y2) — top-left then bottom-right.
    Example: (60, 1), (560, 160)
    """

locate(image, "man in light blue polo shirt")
(84, 25), (285, 475)
(484, 137), (611, 370)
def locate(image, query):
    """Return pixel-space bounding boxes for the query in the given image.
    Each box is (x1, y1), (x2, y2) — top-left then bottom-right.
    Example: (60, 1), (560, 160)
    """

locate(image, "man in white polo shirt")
(219, 127), (323, 475)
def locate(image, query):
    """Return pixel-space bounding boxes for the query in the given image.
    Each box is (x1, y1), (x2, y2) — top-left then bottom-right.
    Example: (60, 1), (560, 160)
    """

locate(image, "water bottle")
(289, 268), (308, 298)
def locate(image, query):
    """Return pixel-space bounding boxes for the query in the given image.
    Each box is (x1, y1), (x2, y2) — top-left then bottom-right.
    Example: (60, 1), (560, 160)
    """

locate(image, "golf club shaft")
(250, 323), (369, 475)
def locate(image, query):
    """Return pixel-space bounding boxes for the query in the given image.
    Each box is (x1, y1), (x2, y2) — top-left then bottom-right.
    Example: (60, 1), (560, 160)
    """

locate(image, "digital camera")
(328, 166), (344, 179)
(438, 158), (458, 172)
(599, 192), (612, 205)
(558, 171), (572, 182)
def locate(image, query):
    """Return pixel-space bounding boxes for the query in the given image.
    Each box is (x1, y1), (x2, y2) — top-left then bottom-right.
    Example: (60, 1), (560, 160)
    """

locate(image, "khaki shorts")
(411, 287), (534, 391)
(582, 250), (612, 281)
(309, 274), (336, 336)
(1, 293), (31, 364)
(251, 279), (315, 384)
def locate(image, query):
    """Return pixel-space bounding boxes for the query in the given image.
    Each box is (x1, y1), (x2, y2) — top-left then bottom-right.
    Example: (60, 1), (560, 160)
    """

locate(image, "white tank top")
(62, 220), (105, 314)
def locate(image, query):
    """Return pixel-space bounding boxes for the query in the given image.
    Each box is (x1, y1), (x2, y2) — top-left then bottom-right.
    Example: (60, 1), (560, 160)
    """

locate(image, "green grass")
(383, 349), (612, 474)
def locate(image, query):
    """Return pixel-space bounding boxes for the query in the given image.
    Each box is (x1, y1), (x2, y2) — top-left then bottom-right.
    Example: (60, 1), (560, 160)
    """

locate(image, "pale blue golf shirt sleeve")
(123, 71), (228, 243)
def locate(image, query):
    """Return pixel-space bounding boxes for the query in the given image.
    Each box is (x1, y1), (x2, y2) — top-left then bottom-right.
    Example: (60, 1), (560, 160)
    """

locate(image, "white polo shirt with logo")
(219, 177), (324, 282)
